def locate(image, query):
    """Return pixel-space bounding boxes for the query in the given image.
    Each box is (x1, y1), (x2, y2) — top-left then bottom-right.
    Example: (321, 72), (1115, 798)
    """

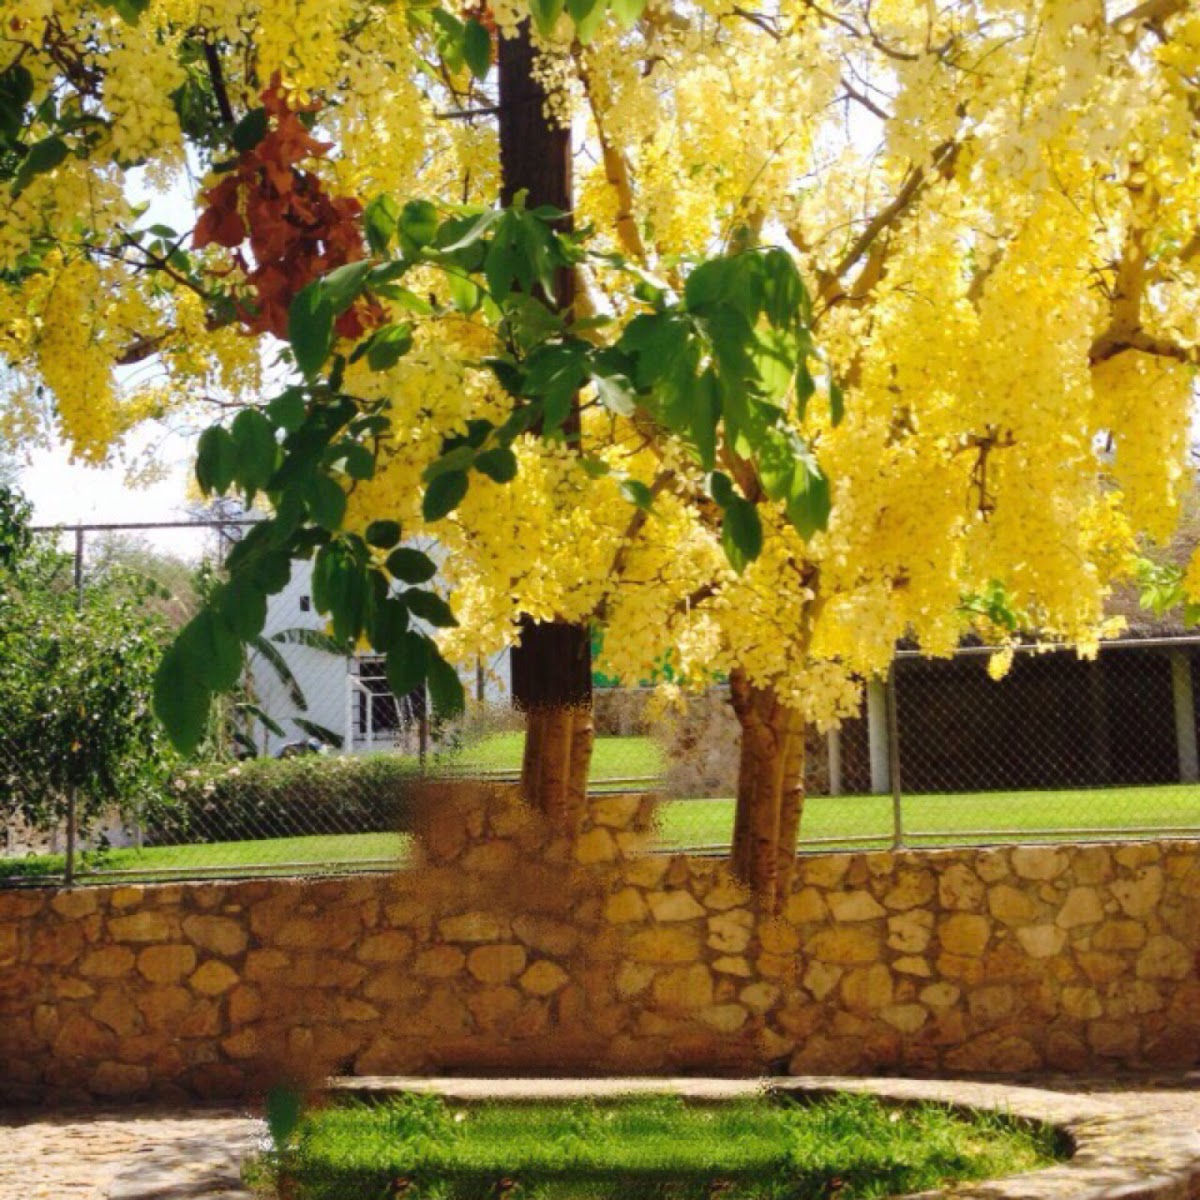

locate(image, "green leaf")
(322, 260), (373, 314)
(427, 651), (465, 718)
(366, 520), (402, 550)
(288, 282), (333, 380)
(267, 388), (307, 432)
(619, 479), (654, 510)
(387, 547), (438, 584)
(721, 497), (763, 574)
(566, 0), (608, 41)
(307, 474), (347, 531)
(523, 342), (587, 431)
(366, 322), (414, 372)
(104, 0), (151, 23)
(786, 455), (832, 539)
(609, 0), (646, 27)
(423, 470), (469, 522)
(529, 0), (566, 38)
(216, 576), (268, 641)
(231, 408), (278, 497)
(692, 368), (720, 471)
(592, 371), (637, 417)
(364, 194), (400, 255)
(177, 609), (243, 692)
(196, 425), (237, 495)
(385, 631), (429, 697)
(399, 199), (440, 250)
(231, 107), (268, 152)
(829, 378), (845, 426)
(152, 641), (212, 754)
(463, 19), (492, 79)
(12, 136), (68, 198)
(474, 446), (518, 483)
(446, 270), (482, 313)
(709, 470), (736, 509)
(404, 588), (457, 629)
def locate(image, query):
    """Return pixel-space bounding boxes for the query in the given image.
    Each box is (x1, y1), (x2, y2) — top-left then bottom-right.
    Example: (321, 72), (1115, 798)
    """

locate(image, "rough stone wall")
(1, 785), (1198, 1104)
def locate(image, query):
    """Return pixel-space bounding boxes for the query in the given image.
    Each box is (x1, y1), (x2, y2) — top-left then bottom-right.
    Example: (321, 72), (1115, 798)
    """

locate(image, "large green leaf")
(423, 470), (469, 522)
(231, 408), (278, 498)
(427, 652), (465, 718)
(386, 631), (429, 697)
(720, 496), (763, 574)
(387, 547), (438, 584)
(404, 589), (458, 628)
(196, 425), (237, 494)
(288, 283), (334, 379)
(152, 641), (212, 754)
(463, 19), (492, 78)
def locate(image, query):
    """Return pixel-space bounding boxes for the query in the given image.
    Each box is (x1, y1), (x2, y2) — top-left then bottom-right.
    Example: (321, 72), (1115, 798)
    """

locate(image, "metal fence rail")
(2, 519), (1200, 886)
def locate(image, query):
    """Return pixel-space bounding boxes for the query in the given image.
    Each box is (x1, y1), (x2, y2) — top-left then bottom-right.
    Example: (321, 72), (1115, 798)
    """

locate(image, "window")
(355, 657), (426, 736)
(299, 595), (311, 612)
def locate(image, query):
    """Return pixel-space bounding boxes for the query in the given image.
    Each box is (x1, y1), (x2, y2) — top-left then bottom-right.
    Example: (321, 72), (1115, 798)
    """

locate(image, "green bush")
(148, 753), (425, 845)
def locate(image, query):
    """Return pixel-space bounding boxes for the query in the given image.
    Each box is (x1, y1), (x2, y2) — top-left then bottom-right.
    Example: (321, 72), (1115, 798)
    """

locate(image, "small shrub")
(147, 754), (425, 845)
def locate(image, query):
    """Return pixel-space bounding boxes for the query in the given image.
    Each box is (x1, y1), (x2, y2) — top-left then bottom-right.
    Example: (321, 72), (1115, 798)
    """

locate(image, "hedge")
(148, 753), (427, 845)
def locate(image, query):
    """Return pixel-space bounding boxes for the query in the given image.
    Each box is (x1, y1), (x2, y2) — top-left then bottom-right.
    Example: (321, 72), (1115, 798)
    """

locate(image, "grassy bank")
(260, 1091), (1062, 1199)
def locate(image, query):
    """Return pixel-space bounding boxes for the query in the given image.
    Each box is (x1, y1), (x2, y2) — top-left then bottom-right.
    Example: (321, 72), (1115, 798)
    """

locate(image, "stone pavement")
(0, 1075), (1198, 1198)
(0, 1106), (260, 1200)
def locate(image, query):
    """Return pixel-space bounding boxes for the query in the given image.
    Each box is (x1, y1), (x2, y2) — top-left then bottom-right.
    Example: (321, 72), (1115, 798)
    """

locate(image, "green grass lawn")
(257, 1091), (1062, 1200)
(444, 732), (663, 780)
(2, 729), (1198, 883)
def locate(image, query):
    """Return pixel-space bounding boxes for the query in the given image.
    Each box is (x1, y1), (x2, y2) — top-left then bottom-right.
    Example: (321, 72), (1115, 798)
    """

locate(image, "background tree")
(1, 0), (1198, 906)
(0, 487), (179, 840)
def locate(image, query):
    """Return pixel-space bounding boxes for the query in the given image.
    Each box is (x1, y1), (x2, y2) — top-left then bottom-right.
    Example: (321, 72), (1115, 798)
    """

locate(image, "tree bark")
(729, 669), (806, 913)
(499, 29), (595, 825)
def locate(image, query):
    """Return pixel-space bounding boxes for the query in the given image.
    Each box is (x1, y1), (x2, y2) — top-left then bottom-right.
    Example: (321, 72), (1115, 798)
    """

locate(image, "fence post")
(886, 663), (904, 849)
(65, 526), (85, 885)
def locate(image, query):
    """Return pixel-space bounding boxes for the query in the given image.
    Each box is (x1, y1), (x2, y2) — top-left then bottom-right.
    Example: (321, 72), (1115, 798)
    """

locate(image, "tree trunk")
(729, 669), (806, 913)
(498, 30), (595, 825)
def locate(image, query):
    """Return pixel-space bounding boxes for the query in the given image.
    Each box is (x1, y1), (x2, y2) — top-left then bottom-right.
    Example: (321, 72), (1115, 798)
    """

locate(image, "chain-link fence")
(2, 519), (1200, 886)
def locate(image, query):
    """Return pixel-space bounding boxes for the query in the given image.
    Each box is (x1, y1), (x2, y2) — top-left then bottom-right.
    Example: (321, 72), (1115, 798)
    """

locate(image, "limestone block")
(1136, 934), (1192, 980)
(802, 961), (842, 1000)
(462, 841), (519, 874)
(1056, 887), (1104, 929)
(511, 915), (580, 957)
(414, 945), (467, 977)
(181, 915), (248, 958)
(136, 944), (196, 985)
(1061, 986), (1103, 1020)
(189, 960), (239, 996)
(967, 984), (1016, 1026)
(648, 890), (706, 922)
(938, 914), (990, 957)
(785, 887), (827, 923)
(808, 927), (881, 965)
(626, 857), (671, 890)
(841, 963), (894, 1011)
(945, 1033), (1039, 1072)
(438, 912), (510, 943)
(228, 985), (263, 1025)
(520, 960), (570, 996)
(358, 931), (414, 964)
(801, 856), (851, 889)
(90, 1061), (149, 1096)
(740, 982), (781, 1014)
(1077, 951), (1126, 985)
(919, 982), (960, 1008)
(575, 828), (618, 864)
(467, 944), (528, 985)
(938, 863), (984, 911)
(616, 961), (656, 998)
(628, 927), (701, 965)
(1093, 920), (1146, 951)
(79, 946), (135, 979)
(1088, 1020), (1139, 1057)
(880, 1003), (928, 1033)
(1011, 847), (1069, 881)
(605, 888), (648, 924)
(887, 910), (933, 953)
(987, 885), (1039, 925)
(109, 911), (175, 943)
(1016, 925), (1066, 958)
(882, 870), (935, 911)
(699, 1003), (748, 1033)
(712, 956), (753, 977)
(707, 910), (754, 955)
(893, 956), (931, 977)
(826, 890), (886, 922)
(592, 795), (643, 828)
(759, 920), (800, 955)
(1112, 866), (1165, 918)
(652, 963), (714, 1011)
(50, 891), (99, 919)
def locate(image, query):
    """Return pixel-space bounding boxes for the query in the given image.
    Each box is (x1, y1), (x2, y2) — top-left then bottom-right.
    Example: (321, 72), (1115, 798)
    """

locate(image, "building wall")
(1, 786), (1197, 1104)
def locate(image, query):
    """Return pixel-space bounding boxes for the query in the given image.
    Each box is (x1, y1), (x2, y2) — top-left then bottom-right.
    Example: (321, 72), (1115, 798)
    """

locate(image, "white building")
(247, 559), (510, 758)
